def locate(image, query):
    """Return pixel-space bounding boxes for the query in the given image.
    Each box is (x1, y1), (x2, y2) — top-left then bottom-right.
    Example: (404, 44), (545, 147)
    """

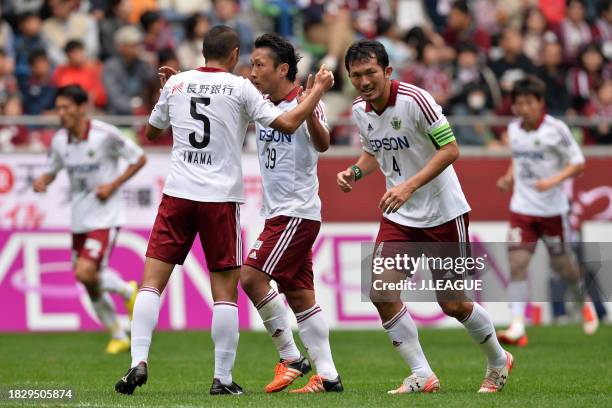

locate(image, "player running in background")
(241, 33), (342, 394)
(336, 41), (512, 394)
(114, 25), (334, 396)
(33, 84), (146, 354)
(496, 76), (598, 345)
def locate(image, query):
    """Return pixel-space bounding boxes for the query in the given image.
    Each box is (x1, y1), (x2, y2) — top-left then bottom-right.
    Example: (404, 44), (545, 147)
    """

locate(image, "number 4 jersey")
(255, 87), (326, 221)
(353, 80), (470, 228)
(149, 67), (285, 203)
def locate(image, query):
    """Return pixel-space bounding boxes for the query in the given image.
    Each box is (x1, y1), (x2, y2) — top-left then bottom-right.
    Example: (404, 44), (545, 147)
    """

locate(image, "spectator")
(0, 48), (20, 116)
(102, 26), (156, 115)
(18, 50), (56, 115)
(99, 0), (132, 60)
(489, 26), (537, 96)
(177, 12), (209, 70)
(449, 43), (501, 145)
(41, 0), (99, 65)
(442, 0), (491, 53)
(568, 43), (611, 110)
(140, 10), (175, 56)
(583, 79), (612, 144)
(126, 0), (158, 24)
(0, 6), (15, 62)
(375, 18), (410, 79)
(13, 12), (47, 79)
(522, 7), (556, 66)
(401, 41), (452, 108)
(559, 0), (593, 63)
(592, 0), (611, 44)
(538, 40), (572, 116)
(52, 40), (107, 109)
(157, 0), (212, 22)
(210, 0), (254, 55)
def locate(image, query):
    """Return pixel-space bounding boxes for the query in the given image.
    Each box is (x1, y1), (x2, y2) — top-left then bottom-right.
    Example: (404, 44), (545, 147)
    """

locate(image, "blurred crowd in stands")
(0, 0), (610, 151)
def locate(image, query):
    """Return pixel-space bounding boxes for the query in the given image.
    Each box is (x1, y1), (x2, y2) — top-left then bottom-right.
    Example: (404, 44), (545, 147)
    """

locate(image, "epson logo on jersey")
(66, 163), (101, 174)
(369, 136), (410, 152)
(513, 150), (544, 160)
(259, 129), (292, 143)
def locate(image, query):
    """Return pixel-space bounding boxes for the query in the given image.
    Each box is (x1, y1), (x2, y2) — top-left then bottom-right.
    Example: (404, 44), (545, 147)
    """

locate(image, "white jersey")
(47, 119), (144, 233)
(255, 87), (325, 221)
(353, 80), (471, 228)
(149, 67), (284, 203)
(508, 114), (585, 217)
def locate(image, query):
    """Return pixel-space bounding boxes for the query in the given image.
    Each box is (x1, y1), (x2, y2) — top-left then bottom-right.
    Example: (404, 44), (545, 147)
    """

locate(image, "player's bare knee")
(550, 255), (580, 283)
(285, 290), (315, 313)
(74, 258), (99, 287)
(439, 301), (470, 320)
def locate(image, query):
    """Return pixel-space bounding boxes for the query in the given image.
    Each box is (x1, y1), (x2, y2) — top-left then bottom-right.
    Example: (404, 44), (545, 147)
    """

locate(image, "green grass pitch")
(1, 325), (610, 407)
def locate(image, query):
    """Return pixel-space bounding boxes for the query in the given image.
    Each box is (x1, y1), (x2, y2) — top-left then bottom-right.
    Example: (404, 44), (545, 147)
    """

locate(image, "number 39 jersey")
(47, 119), (144, 233)
(255, 87), (326, 221)
(353, 80), (470, 228)
(149, 67), (284, 203)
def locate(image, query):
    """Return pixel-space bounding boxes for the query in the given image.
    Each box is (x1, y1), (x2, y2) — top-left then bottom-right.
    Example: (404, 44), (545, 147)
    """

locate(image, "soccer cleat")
(115, 362), (148, 395)
(264, 356), (311, 393)
(496, 329), (528, 347)
(125, 281), (138, 320)
(106, 338), (130, 355)
(582, 302), (599, 335)
(209, 378), (244, 395)
(478, 351), (514, 393)
(387, 373), (440, 394)
(289, 374), (344, 393)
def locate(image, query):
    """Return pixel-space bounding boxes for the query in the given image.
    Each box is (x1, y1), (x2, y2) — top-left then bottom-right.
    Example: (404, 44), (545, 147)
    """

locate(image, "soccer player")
(33, 84), (146, 354)
(114, 26), (334, 395)
(496, 76), (597, 345)
(241, 33), (342, 393)
(336, 41), (512, 394)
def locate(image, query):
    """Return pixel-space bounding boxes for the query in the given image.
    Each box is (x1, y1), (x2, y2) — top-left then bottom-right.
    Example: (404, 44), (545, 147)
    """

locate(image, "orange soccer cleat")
(264, 356), (311, 393)
(289, 374), (344, 393)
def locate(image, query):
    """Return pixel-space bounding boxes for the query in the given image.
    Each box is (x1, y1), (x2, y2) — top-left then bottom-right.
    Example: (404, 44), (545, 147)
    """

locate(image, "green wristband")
(351, 165), (362, 181)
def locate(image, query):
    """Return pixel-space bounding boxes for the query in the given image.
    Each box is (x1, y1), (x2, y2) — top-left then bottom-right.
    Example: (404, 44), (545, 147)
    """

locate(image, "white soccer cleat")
(387, 373), (440, 394)
(582, 302), (599, 335)
(478, 351), (514, 393)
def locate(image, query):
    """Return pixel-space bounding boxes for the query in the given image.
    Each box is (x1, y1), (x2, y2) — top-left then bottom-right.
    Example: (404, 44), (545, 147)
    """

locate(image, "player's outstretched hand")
(496, 175), (512, 192)
(296, 74), (314, 104)
(379, 184), (414, 214)
(32, 176), (47, 193)
(158, 66), (179, 88)
(313, 64), (334, 92)
(95, 183), (117, 202)
(336, 168), (354, 193)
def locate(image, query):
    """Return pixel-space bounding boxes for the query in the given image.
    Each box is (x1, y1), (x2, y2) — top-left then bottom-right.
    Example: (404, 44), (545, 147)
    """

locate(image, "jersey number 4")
(392, 156), (402, 176)
(189, 97), (211, 149)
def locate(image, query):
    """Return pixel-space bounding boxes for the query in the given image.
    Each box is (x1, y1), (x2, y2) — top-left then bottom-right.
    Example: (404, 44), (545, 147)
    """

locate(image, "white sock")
(256, 289), (301, 361)
(507, 280), (528, 334)
(100, 270), (134, 300)
(212, 302), (239, 385)
(92, 292), (126, 340)
(461, 303), (507, 368)
(383, 305), (433, 378)
(130, 286), (161, 367)
(296, 304), (338, 380)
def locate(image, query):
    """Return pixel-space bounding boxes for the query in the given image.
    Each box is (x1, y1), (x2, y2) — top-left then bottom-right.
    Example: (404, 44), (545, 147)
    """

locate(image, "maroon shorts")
(72, 227), (118, 268)
(374, 213), (470, 260)
(508, 212), (568, 255)
(244, 215), (320, 293)
(146, 194), (242, 270)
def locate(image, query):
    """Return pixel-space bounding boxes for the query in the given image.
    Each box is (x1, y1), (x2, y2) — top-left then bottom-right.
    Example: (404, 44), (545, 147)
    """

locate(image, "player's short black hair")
(344, 40), (389, 72)
(451, 0), (470, 16)
(254, 33), (301, 82)
(56, 85), (89, 105)
(202, 25), (240, 61)
(64, 39), (84, 53)
(511, 76), (546, 102)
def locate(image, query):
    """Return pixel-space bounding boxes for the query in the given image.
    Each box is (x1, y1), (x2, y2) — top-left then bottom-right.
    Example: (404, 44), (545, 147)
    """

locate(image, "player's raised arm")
(269, 65), (334, 134)
(297, 74), (331, 152)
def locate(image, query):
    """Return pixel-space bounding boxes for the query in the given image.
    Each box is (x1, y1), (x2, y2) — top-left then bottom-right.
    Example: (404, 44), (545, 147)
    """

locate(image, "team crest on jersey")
(534, 139), (540, 147)
(390, 117), (402, 130)
(87, 150), (95, 157)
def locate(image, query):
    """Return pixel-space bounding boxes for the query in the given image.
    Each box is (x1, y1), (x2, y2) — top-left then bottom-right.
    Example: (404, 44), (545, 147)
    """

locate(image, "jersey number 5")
(189, 97), (211, 149)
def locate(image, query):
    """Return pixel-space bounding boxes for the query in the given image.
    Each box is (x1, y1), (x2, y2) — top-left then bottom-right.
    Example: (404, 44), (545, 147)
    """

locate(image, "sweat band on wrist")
(351, 165), (362, 181)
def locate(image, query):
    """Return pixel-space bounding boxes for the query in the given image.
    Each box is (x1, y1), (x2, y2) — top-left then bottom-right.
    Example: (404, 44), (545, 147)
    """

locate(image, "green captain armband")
(350, 165), (362, 181)
(428, 123), (456, 148)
